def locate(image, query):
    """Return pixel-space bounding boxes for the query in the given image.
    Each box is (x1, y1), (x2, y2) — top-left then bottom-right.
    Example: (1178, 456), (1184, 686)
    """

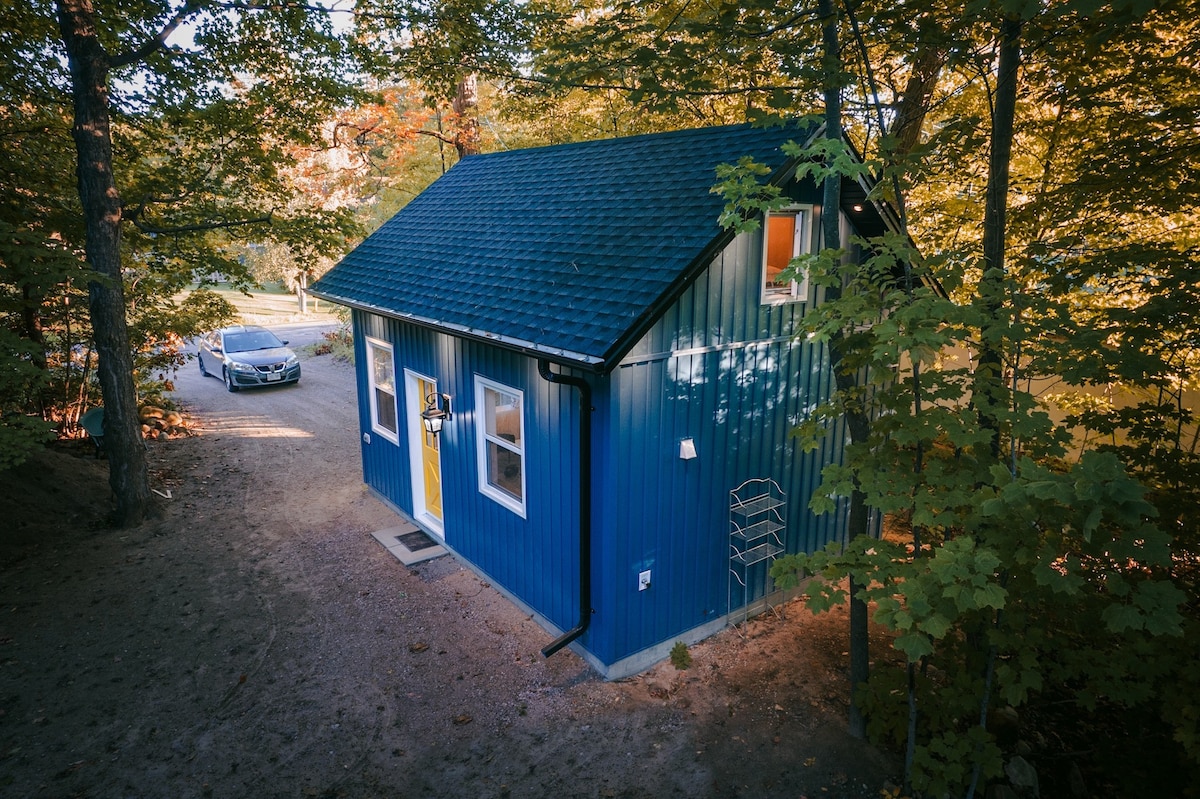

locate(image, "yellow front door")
(418, 377), (443, 522)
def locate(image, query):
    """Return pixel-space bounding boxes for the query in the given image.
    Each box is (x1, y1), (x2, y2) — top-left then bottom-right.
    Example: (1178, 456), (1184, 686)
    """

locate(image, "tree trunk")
(20, 285), (48, 372)
(966, 19), (1023, 797)
(817, 0), (871, 741)
(58, 0), (151, 527)
(888, 46), (944, 157)
(975, 18), (1022, 459)
(452, 73), (481, 158)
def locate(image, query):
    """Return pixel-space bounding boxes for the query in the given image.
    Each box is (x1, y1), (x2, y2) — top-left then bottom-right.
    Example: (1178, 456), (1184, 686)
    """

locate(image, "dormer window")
(762, 206), (812, 304)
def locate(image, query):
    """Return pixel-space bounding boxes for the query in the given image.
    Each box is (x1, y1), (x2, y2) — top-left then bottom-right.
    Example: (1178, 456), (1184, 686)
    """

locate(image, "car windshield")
(224, 330), (283, 353)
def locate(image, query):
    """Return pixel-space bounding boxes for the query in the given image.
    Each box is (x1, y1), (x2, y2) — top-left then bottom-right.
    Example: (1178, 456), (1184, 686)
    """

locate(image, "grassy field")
(196, 282), (343, 326)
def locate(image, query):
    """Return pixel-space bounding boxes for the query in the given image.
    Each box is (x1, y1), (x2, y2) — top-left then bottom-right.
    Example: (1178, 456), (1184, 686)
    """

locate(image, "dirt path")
(1, 346), (897, 798)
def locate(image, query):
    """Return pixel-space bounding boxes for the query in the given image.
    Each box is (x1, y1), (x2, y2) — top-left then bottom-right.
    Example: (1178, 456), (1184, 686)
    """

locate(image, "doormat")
(397, 530), (438, 552)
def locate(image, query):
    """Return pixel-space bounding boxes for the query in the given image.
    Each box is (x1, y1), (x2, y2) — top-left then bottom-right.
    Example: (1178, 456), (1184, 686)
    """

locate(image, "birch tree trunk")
(453, 73), (481, 158)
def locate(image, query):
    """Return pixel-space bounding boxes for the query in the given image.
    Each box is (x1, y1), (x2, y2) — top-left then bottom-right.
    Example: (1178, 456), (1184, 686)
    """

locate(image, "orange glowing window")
(762, 208), (812, 303)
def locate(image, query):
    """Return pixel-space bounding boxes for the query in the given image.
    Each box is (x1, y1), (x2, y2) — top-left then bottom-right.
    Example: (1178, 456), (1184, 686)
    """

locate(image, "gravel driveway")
(0, 335), (897, 798)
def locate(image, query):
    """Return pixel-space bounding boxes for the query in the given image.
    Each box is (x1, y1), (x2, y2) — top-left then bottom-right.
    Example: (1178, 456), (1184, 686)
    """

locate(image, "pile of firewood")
(139, 406), (189, 440)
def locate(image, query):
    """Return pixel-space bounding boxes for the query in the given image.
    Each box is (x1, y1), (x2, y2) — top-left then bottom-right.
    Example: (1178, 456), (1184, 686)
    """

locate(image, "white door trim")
(404, 369), (444, 538)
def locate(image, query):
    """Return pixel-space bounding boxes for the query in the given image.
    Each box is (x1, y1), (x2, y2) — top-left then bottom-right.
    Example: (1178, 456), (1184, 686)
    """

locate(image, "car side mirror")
(280, 340), (289, 346)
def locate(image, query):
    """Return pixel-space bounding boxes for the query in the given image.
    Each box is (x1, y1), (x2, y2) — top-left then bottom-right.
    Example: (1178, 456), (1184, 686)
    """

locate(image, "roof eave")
(308, 288), (609, 372)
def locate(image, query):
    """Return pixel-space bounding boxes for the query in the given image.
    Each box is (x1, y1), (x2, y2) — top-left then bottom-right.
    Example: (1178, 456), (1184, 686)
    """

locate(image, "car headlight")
(229, 360), (258, 373)
(285, 354), (299, 367)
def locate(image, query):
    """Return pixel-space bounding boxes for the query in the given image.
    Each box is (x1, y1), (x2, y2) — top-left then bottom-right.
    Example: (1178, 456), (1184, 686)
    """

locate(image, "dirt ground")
(0, 344), (899, 799)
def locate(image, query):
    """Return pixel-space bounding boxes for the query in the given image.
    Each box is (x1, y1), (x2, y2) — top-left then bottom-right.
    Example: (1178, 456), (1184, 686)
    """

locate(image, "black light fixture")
(421, 392), (452, 435)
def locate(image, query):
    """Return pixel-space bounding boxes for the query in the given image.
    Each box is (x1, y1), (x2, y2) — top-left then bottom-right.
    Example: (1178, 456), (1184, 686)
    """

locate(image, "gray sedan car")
(197, 325), (301, 392)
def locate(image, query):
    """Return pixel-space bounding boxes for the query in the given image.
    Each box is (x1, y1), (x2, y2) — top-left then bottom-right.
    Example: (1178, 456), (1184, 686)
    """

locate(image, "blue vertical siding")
(352, 310), (585, 637)
(599, 224), (849, 665)
(445, 344), (581, 633)
(353, 311), (413, 515)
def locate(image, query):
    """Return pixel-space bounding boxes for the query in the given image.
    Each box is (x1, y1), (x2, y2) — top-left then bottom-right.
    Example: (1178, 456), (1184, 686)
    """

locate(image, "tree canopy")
(1, 1), (376, 520)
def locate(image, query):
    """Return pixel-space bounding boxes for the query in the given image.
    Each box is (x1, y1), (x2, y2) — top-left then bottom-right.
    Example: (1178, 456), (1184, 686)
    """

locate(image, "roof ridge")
(464, 120), (807, 162)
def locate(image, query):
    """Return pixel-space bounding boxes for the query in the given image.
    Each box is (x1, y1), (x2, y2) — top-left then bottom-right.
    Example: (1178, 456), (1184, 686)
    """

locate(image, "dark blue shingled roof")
(311, 122), (815, 371)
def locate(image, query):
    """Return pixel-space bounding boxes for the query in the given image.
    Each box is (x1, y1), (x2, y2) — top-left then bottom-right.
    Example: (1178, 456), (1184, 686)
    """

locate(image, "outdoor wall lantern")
(421, 392), (452, 435)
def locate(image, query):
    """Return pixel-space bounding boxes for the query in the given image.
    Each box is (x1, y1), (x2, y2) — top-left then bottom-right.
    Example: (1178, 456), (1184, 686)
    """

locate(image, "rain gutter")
(536, 359), (594, 657)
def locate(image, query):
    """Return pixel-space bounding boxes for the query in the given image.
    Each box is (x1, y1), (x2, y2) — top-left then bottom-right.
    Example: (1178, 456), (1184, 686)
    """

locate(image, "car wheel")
(224, 367), (240, 393)
(198, 356), (208, 377)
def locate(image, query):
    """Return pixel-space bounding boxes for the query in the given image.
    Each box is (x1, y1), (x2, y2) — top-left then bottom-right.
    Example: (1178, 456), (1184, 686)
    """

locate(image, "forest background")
(1, 1), (1198, 797)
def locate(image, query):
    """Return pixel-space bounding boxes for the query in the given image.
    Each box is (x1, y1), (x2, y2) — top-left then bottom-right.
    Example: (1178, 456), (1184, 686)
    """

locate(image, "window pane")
(371, 347), (394, 393)
(367, 341), (397, 439)
(765, 213), (796, 295)
(486, 440), (523, 500)
(476, 377), (526, 515)
(376, 387), (397, 433)
(484, 387), (522, 447)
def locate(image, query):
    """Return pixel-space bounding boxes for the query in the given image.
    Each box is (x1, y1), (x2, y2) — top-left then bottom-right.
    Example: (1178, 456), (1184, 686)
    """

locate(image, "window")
(762, 207), (812, 303)
(366, 337), (398, 443)
(475, 376), (526, 516)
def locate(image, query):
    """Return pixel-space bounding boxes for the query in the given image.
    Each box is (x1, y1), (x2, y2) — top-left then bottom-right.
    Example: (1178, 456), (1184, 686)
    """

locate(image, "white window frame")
(474, 375), (527, 518)
(761, 205), (813, 304)
(365, 336), (399, 444)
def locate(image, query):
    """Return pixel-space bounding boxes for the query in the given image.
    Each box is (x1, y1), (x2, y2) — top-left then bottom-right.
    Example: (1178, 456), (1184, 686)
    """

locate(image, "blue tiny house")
(312, 123), (891, 678)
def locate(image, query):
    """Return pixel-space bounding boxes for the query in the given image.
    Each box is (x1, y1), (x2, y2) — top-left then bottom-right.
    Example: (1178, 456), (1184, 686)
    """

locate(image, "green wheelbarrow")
(79, 406), (105, 457)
